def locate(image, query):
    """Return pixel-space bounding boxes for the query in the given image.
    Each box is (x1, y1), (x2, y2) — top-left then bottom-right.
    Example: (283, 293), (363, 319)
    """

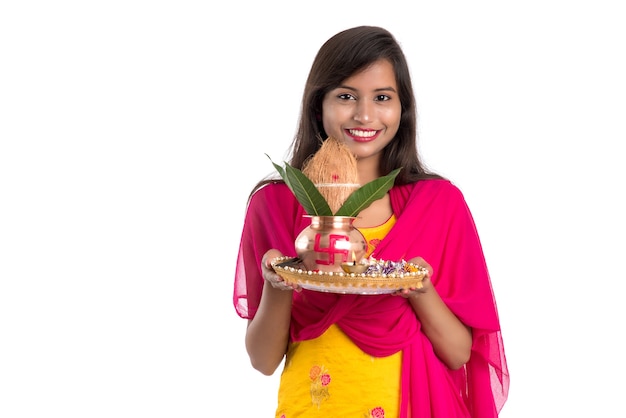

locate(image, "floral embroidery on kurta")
(309, 365), (331, 408)
(367, 406), (385, 417)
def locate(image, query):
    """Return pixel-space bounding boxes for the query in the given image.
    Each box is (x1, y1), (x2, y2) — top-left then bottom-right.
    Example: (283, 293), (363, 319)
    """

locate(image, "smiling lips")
(346, 129), (380, 142)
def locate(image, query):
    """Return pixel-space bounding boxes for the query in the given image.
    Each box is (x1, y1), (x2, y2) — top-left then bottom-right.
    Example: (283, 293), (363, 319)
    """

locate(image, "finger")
(262, 249), (284, 270)
(407, 257), (433, 276)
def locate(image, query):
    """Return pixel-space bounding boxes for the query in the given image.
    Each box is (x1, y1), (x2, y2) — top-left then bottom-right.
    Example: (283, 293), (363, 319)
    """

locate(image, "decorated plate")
(271, 256), (428, 295)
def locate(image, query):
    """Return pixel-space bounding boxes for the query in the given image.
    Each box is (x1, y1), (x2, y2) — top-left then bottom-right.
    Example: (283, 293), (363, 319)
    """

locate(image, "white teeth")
(349, 129), (376, 138)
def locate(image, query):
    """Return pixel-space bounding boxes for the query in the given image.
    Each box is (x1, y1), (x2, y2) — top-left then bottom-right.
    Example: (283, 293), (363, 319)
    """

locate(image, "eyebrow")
(337, 85), (398, 94)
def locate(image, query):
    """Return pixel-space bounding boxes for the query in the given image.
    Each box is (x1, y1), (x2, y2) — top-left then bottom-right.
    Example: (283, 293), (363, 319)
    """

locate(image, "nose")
(354, 100), (373, 123)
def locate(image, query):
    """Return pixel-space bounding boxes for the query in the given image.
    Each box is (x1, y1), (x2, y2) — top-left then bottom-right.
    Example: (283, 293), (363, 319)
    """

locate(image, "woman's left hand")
(394, 256), (433, 298)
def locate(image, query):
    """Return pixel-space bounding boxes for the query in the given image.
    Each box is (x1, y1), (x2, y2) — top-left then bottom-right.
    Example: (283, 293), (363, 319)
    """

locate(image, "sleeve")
(232, 183), (304, 319)
(433, 183), (510, 415)
(389, 180), (510, 415)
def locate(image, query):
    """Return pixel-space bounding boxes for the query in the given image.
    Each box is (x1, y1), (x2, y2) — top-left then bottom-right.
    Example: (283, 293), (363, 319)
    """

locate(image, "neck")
(356, 155), (381, 184)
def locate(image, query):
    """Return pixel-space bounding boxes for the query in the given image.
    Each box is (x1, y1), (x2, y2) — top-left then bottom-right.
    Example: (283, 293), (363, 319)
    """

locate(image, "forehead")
(341, 60), (397, 89)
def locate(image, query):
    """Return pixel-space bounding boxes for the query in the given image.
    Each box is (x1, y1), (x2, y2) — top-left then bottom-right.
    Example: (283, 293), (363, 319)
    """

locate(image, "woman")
(233, 25), (509, 417)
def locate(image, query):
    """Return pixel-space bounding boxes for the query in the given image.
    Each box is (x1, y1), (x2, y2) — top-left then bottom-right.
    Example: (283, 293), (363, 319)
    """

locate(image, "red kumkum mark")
(313, 233), (350, 265)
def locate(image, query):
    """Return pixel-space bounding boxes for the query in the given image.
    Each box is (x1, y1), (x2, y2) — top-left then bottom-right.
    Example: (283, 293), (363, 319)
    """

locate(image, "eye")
(338, 93), (356, 101)
(374, 94), (391, 101)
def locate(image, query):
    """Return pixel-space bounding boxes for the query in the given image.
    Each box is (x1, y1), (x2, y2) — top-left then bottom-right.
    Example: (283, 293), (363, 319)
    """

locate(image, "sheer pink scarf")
(233, 179), (509, 417)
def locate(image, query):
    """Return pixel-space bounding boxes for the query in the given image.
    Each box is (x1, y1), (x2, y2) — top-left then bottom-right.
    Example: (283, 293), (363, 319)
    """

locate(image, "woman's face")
(321, 59), (401, 165)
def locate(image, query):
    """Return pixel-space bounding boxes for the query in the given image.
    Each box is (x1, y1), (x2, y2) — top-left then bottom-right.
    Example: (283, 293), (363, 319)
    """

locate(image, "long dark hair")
(253, 25), (441, 195)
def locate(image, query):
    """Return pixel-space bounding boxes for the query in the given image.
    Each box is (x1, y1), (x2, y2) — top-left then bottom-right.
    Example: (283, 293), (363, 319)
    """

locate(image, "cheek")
(321, 115), (333, 136)
(321, 105), (345, 134)
(381, 106), (401, 131)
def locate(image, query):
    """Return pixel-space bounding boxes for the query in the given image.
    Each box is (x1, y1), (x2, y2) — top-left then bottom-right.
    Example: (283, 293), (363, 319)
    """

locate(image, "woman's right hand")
(261, 249), (301, 292)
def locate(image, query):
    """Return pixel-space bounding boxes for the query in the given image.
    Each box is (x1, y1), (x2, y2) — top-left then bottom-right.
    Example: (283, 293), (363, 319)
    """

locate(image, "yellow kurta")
(276, 216), (400, 418)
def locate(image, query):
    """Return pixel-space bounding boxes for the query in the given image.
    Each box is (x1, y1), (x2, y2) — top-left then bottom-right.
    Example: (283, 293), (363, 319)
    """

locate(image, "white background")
(1, 1), (625, 417)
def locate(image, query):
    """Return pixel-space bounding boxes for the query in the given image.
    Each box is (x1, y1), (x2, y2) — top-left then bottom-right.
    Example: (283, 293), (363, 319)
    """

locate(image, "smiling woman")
(233, 25), (509, 417)
(4, 1), (626, 417)
(321, 60), (402, 164)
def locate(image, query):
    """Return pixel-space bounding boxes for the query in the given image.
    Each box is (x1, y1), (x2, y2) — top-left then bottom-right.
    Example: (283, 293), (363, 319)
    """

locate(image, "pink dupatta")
(233, 179), (509, 417)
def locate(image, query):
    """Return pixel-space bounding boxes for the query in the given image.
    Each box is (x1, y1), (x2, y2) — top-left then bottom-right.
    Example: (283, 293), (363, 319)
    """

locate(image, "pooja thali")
(271, 256), (428, 295)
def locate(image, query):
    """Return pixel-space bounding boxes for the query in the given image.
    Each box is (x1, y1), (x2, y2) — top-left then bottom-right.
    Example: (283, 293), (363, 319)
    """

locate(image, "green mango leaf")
(266, 154), (290, 189)
(283, 163), (333, 216)
(268, 154), (401, 218)
(334, 168), (402, 217)
(267, 155), (333, 216)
